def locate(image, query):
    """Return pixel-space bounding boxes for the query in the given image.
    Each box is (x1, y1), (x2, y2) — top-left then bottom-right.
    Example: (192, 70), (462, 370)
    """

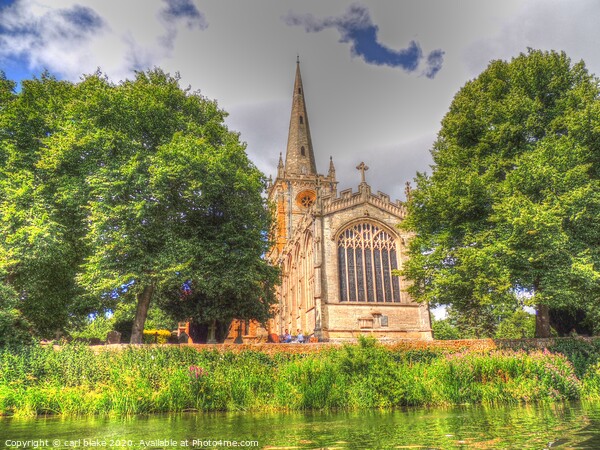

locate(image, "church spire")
(328, 156), (336, 180)
(284, 58), (317, 176)
(277, 152), (284, 178)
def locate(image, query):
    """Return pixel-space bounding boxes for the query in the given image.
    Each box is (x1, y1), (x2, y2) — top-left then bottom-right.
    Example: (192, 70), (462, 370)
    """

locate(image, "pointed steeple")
(328, 156), (336, 180)
(284, 58), (317, 176)
(277, 152), (284, 178)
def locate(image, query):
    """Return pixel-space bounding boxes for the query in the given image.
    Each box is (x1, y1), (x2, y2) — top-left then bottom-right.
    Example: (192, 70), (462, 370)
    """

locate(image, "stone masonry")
(266, 60), (432, 341)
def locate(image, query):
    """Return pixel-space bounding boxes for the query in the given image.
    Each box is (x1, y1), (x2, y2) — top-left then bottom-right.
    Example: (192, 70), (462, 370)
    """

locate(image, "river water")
(2, 401), (600, 449)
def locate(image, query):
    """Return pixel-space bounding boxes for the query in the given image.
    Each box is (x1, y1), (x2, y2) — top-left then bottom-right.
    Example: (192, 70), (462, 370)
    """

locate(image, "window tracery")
(338, 222), (401, 302)
(296, 190), (316, 208)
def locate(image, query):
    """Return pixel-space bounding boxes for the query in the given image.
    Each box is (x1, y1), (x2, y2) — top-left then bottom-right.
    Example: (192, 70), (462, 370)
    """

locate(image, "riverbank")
(2, 337), (600, 417)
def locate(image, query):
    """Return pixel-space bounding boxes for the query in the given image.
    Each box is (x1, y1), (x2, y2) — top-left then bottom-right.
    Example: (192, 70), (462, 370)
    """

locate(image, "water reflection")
(2, 402), (600, 449)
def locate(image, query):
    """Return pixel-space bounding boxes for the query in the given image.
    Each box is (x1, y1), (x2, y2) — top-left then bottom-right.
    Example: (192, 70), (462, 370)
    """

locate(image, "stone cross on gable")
(356, 162), (369, 184)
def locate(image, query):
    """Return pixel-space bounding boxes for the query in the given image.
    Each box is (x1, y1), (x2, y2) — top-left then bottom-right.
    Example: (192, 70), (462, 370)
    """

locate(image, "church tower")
(268, 58), (336, 258)
(267, 60), (432, 341)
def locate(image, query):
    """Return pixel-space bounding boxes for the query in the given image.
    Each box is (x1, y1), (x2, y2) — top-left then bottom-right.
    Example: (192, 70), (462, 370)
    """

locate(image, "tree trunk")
(535, 303), (551, 338)
(130, 283), (155, 344)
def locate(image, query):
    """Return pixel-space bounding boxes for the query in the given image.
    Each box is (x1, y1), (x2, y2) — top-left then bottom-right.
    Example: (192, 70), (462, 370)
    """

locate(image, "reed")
(0, 337), (598, 417)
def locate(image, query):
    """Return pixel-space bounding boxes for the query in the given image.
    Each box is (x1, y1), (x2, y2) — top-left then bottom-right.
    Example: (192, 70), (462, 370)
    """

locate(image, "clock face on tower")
(296, 190), (316, 208)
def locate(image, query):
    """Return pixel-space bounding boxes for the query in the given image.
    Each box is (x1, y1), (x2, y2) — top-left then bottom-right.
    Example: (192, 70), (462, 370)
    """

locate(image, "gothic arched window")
(301, 146), (305, 156)
(338, 222), (401, 303)
(299, 115), (304, 124)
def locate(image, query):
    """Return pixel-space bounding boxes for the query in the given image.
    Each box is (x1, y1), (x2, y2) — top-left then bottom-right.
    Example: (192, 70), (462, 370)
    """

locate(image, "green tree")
(0, 283), (33, 347)
(70, 303), (176, 342)
(431, 317), (460, 340)
(73, 70), (277, 343)
(445, 304), (500, 339)
(0, 69), (277, 342)
(0, 71), (88, 337)
(402, 50), (600, 337)
(495, 309), (536, 339)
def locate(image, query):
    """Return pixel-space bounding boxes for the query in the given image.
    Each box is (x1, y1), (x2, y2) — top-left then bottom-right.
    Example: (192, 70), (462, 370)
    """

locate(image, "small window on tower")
(298, 88), (302, 94)
(299, 116), (304, 124)
(296, 190), (316, 208)
(301, 146), (305, 156)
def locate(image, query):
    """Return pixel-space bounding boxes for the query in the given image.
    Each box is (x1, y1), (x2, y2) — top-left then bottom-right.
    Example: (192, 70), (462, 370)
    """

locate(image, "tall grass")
(0, 338), (598, 417)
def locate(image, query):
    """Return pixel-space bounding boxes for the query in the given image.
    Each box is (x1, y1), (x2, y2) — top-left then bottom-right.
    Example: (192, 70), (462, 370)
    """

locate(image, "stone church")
(265, 61), (432, 341)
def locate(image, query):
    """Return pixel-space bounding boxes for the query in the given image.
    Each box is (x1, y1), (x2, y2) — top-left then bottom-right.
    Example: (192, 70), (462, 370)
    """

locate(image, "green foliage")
(0, 284), (33, 347)
(432, 307), (535, 340)
(495, 310), (536, 339)
(68, 314), (114, 342)
(0, 72), (86, 336)
(2, 340), (596, 417)
(432, 317), (461, 340)
(547, 338), (600, 378)
(402, 49), (600, 337)
(0, 69), (277, 340)
(446, 304), (504, 339)
(70, 303), (177, 342)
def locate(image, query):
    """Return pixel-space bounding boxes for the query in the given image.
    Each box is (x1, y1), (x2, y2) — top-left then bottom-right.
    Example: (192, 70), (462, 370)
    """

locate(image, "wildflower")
(189, 365), (206, 379)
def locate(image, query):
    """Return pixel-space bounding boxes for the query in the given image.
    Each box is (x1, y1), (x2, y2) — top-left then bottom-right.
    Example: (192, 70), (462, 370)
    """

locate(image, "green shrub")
(495, 310), (535, 339)
(432, 318), (461, 340)
(546, 338), (600, 378)
(0, 284), (33, 348)
(0, 340), (596, 417)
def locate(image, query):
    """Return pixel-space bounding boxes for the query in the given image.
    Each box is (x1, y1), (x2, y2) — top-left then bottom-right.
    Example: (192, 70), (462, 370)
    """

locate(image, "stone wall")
(91, 336), (598, 354)
(318, 184), (431, 340)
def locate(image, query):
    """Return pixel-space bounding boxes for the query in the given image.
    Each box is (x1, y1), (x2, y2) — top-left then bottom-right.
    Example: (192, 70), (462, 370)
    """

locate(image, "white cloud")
(1, 0), (599, 200)
(0, 0), (207, 81)
(464, 0), (600, 77)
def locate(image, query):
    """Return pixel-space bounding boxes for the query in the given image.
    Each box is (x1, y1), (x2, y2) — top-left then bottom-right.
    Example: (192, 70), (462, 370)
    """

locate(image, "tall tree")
(0, 72), (88, 337)
(402, 50), (600, 337)
(73, 70), (276, 343)
(0, 69), (277, 342)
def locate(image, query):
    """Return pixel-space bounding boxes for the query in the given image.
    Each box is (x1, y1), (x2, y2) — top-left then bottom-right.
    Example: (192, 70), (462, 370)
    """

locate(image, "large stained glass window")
(338, 222), (401, 302)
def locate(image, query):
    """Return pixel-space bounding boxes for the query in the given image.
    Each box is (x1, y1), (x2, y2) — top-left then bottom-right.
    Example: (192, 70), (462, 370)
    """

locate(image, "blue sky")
(2, 0), (600, 208)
